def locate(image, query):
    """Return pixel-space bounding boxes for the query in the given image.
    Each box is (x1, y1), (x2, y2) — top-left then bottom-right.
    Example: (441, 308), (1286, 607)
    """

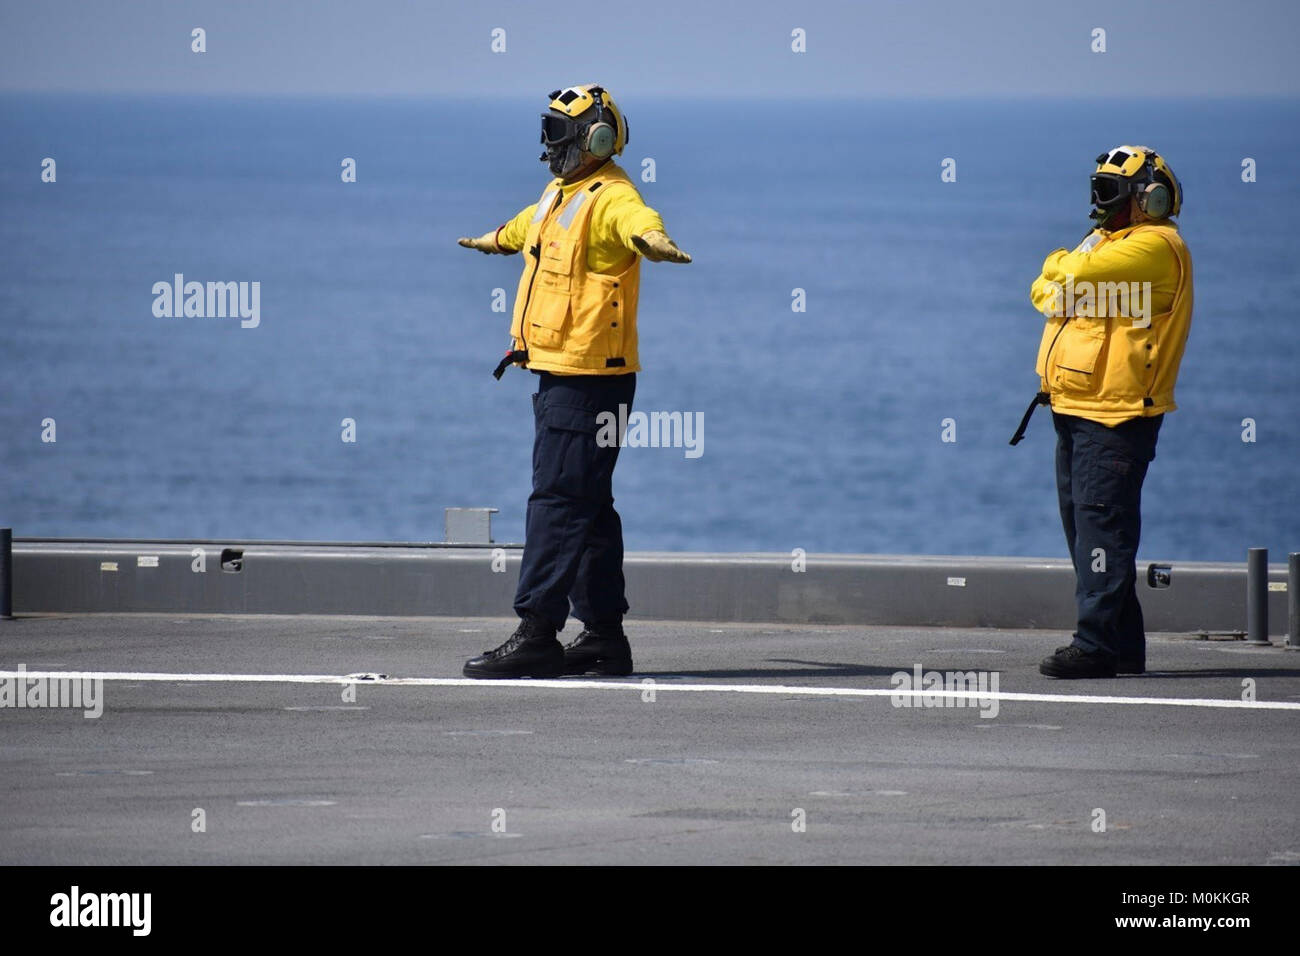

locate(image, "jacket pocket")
(1052, 320), (1107, 394)
(526, 289), (570, 349)
(527, 240), (575, 349)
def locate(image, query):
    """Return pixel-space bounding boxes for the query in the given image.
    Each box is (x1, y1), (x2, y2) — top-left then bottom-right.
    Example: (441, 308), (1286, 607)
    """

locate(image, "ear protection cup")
(585, 121), (616, 159)
(1138, 181), (1171, 219)
(1133, 150), (1173, 219)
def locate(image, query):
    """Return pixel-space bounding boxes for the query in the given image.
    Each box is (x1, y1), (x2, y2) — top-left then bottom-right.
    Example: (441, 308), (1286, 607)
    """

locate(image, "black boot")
(1040, 644), (1117, 679)
(563, 623), (634, 677)
(1054, 644), (1143, 675)
(463, 613), (563, 679)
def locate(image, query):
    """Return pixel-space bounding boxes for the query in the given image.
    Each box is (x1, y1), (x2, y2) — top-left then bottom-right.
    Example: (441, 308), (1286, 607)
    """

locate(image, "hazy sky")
(1, 0), (1297, 98)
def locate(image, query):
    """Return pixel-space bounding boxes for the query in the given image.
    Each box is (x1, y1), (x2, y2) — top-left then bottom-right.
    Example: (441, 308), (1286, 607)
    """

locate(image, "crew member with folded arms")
(1020, 146), (1193, 679)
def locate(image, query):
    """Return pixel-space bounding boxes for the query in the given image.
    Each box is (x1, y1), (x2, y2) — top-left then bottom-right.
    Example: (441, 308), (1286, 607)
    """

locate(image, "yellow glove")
(457, 228), (516, 255)
(631, 230), (692, 264)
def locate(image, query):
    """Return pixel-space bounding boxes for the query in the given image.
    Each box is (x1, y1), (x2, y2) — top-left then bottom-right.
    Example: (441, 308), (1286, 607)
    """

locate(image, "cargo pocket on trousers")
(541, 401), (599, 435)
(1076, 441), (1143, 513)
(536, 401), (610, 501)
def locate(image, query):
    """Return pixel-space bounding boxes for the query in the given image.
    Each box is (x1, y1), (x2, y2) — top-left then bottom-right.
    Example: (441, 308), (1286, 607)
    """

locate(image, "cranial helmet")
(1090, 145), (1182, 228)
(539, 84), (628, 178)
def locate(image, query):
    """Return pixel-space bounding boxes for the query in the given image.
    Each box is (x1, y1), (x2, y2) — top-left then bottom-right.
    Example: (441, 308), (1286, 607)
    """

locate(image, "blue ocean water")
(1, 94), (1297, 560)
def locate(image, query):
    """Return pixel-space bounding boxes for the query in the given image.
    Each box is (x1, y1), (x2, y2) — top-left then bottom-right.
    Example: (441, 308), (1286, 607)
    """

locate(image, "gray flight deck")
(1, 613), (1297, 865)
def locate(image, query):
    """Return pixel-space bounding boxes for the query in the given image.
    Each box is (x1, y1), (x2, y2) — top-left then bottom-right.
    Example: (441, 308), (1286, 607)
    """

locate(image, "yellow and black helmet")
(539, 84), (628, 177)
(1090, 145), (1182, 220)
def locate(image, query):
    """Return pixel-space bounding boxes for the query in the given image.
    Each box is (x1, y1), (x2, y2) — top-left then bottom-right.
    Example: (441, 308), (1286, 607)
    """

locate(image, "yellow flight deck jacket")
(1030, 220), (1193, 426)
(494, 161), (664, 376)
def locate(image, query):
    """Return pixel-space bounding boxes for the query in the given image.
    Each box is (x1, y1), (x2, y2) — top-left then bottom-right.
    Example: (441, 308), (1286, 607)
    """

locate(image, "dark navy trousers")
(513, 371), (636, 632)
(1053, 411), (1162, 663)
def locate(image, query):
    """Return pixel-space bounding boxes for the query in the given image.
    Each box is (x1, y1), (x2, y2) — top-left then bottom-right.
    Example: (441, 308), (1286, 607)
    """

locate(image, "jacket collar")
(551, 160), (623, 198)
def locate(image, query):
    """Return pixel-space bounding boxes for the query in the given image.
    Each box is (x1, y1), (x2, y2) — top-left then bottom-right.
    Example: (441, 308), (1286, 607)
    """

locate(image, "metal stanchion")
(1246, 548), (1270, 645)
(1288, 552), (1299, 651)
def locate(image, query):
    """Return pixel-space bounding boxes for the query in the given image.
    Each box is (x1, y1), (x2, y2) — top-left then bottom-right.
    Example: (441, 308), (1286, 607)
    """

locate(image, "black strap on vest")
(492, 349), (529, 380)
(1009, 391), (1050, 446)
